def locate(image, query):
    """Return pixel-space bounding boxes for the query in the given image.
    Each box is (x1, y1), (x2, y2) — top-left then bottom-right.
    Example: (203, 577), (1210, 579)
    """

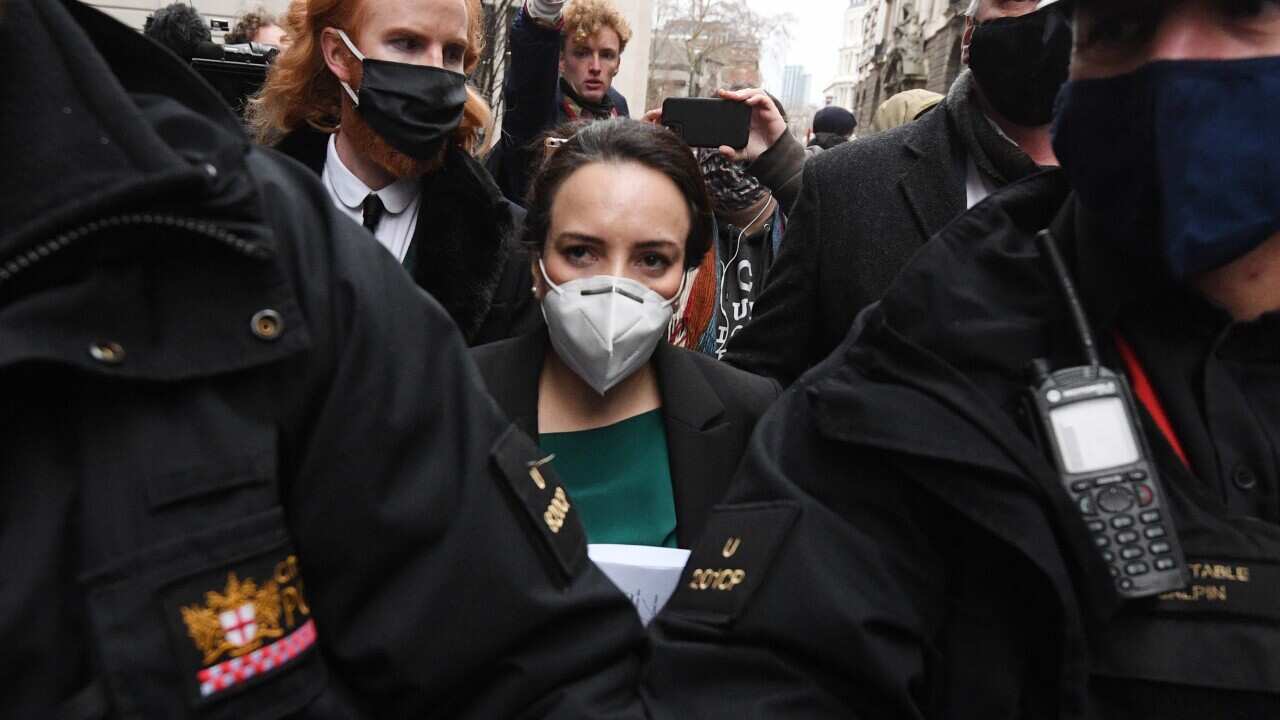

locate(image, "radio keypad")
(1134, 483), (1155, 507)
(1097, 486), (1136, 513)
(1071, 479), (1182, 595)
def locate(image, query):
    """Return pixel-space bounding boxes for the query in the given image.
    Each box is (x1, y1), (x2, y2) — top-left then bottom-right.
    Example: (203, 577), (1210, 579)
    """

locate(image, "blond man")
(488, 0), (633, 203)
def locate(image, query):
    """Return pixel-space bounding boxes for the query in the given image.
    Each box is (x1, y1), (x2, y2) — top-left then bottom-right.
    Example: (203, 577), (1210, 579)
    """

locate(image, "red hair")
(248, 0), (491, 153)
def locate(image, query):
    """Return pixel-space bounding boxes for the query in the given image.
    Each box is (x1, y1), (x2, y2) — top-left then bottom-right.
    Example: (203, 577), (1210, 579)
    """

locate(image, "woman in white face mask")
(472, 119), (782, 548)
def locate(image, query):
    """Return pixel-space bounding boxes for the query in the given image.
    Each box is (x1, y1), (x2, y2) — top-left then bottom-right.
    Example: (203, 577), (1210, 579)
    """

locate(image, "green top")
(540, 409), (678, 548)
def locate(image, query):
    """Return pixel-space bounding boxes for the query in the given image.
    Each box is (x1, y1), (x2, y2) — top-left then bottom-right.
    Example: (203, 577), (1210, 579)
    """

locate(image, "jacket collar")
(897, 93), (967, 243)
(651, 342), (732, 546)
(322, 134), (419, 213)
(652, 342), (725, 432)
(499, 330), (727, 434)
(495, 330), (730, 546)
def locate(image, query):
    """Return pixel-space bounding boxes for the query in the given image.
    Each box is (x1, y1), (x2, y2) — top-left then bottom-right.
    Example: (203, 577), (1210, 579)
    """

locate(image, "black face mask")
(337, 30), (467, 161)
(967, 3), (1072, 127)
(1053, 56), (1280, 280)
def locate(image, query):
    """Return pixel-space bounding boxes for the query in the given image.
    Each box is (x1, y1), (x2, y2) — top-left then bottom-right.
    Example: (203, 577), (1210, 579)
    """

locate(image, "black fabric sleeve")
(721, 158), (826, 387)
(748, 131), (807, 215)
(275, 167), (646, 718)
(639, 382), (948, 719)
(490, 9), (564, 204)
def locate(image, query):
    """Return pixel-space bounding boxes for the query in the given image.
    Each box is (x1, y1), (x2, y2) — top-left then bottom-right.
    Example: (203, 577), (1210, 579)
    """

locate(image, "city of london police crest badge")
(180, 555), (316, 698)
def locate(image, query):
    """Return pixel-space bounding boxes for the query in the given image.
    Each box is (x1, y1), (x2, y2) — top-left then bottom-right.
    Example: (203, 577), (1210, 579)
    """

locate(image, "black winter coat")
(641, 170), (1280, 718)
(273, 129), (541, 347)
(0, 2), (643, 716)
(722, 95), (966, 386)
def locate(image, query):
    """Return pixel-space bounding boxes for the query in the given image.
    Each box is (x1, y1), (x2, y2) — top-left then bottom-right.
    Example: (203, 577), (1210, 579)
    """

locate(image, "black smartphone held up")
(661, 98), (751, 150)
(1028, 365), (1190, 599)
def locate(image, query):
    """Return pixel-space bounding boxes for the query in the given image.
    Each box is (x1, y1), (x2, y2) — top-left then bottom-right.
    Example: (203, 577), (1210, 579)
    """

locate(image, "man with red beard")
(251, 0), (540, 346)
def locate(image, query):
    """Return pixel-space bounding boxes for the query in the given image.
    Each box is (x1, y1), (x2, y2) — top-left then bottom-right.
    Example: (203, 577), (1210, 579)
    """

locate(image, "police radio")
(1026, 230), (1189, 600)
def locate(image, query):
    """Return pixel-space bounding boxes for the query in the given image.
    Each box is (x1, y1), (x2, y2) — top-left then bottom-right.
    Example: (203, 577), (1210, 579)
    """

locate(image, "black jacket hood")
(0, 0), (268, 261)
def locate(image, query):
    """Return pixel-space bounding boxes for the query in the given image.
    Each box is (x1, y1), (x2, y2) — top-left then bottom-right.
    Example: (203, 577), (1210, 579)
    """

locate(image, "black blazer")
(471, 330), (781, 547)
(722, 99), (966, 386)
(273, 128), (542, 346)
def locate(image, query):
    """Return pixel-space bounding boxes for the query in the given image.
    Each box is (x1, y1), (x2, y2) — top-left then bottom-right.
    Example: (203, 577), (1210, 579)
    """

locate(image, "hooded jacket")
(641, 170), (1280, 718)
(0, 2), (644, 716)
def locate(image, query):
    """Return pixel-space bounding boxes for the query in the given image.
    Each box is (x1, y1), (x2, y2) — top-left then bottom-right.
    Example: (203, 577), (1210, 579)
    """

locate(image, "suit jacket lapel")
(654, 344), (732, 547)
(898, 103), (966, 245)
(491, 330), (545, 439)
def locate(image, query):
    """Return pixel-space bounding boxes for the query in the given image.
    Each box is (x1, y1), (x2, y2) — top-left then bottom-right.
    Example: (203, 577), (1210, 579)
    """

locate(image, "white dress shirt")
(321, 134), (421, 263)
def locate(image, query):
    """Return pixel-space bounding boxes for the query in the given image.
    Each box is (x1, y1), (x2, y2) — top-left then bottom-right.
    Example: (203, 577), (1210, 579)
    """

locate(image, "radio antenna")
(1036, 229), (1100, 376)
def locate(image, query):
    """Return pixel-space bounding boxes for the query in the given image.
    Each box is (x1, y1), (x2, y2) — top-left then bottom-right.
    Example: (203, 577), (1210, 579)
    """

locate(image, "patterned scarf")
(559, 78), (618, 121)
(947, 69), (1040, 187)
(696, 149), (770, 213)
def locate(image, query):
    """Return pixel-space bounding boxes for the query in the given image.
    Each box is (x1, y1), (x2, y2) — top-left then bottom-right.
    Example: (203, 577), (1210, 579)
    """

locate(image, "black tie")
(361, 194), (386, 233)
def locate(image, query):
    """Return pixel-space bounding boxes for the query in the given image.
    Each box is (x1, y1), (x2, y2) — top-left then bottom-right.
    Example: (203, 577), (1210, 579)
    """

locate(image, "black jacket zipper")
(0, 213), (271, 288)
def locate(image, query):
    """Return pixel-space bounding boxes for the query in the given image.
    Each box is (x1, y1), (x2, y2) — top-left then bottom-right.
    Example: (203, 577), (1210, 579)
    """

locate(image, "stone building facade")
(822, 0), (873, 117)
(850, 0), (967, 127)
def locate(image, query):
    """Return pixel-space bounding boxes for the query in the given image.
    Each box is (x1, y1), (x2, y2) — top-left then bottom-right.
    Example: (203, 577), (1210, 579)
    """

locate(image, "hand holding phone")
(660, 98), (751, 150)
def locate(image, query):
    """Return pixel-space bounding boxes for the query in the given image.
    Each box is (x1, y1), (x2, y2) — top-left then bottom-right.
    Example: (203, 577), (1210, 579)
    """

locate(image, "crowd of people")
(4, 0), (1280, 716)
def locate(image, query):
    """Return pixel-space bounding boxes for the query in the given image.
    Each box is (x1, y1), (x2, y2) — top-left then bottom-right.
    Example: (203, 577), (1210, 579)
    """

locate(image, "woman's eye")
(564, 246), (594, 264)
(445, 44), (466, 65)
(639, 253), (672, 270)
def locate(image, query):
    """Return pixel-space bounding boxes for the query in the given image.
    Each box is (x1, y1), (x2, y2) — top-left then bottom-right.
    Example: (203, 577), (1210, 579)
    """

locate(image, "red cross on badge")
(219, 603), (258, 647)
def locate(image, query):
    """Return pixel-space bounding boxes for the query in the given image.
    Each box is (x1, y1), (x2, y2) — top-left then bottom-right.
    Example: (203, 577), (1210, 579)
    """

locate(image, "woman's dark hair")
(522, 118), (714, 271)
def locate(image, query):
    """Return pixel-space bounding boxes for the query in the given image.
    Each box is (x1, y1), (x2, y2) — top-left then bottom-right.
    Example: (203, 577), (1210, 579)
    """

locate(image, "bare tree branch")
(647, 0), (794, 106)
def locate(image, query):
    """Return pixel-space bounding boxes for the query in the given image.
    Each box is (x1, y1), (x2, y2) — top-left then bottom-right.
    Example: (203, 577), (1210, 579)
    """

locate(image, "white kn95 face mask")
(539, 259), (683, 396)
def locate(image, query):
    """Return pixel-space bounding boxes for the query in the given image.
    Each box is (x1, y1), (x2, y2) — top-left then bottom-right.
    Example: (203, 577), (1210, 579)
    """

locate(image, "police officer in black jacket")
(639, 1), (1280, 717)
(0, 1), (644, 716)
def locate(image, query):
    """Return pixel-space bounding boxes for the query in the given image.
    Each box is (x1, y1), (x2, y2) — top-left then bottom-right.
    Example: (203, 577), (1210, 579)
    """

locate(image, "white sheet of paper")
(588, 544), (691, 626)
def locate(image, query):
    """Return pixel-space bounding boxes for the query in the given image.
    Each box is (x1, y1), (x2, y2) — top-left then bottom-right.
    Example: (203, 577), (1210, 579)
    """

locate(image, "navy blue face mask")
(1052, 55), (1280, 280)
